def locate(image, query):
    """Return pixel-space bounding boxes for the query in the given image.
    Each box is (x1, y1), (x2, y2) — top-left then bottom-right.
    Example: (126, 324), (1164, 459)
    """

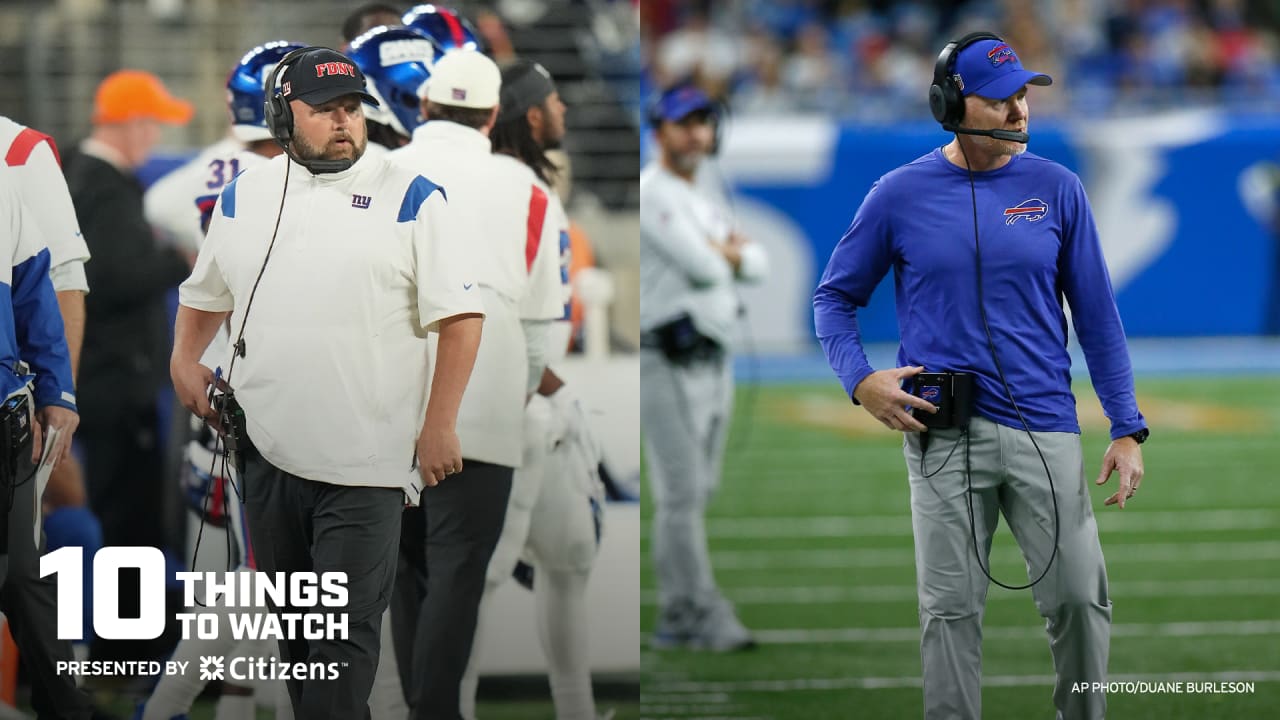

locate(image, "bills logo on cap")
(1003, 198), (1049, 225)
(451, 88), (466, 101)
(987, 43), (1016, 67)
(921, 386), (941, 403)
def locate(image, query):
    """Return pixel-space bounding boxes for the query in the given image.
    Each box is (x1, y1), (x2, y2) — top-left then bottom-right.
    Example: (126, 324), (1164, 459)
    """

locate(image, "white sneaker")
(687, 597), (756, 652)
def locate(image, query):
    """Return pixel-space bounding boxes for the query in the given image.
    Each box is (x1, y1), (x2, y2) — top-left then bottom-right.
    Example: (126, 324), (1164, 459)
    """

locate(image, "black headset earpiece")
(928, 31), (1003, 129)
(263, 46), (326, 149)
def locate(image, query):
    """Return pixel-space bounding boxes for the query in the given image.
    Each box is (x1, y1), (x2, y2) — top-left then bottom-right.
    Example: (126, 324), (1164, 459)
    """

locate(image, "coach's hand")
(32, 405), (79, 468)
(417, 420), (463, 488)
(1097, 437), (1144, 509)
(172, 360), (217, 420)
(852, 366), (937, 433)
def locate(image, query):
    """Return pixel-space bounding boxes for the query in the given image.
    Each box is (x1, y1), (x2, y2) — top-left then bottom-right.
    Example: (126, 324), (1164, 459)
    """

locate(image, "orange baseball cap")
(93, 70), (194, 125)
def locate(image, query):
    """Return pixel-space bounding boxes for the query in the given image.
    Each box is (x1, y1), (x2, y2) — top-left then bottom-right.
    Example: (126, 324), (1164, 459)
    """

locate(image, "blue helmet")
(348, 25), (441, 138)
(402, 4), (483, 57)
(226, 40), (307, 142)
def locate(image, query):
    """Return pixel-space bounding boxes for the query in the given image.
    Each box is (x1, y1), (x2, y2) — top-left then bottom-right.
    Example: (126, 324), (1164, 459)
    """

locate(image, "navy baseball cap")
(280, 47), (380, 107)
(651, 84), (717, 124)
(953, 38), (1051, 100)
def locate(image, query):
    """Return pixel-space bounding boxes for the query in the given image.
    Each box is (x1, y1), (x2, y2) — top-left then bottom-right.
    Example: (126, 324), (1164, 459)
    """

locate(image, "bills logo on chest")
(1003, 198), (1048, 225)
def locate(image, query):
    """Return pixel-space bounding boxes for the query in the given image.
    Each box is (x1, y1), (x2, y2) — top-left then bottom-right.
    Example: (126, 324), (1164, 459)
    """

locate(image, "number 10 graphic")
(40, 546), (167, 641)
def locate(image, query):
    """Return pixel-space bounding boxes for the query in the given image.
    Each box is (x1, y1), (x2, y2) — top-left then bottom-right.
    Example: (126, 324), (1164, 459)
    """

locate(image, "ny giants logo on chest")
(351, 194), (372, 209)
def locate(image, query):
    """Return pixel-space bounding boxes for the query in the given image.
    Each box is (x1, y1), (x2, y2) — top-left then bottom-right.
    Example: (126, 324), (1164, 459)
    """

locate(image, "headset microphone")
(287, 155), (353, 174)
(944, 124), (1029, 144)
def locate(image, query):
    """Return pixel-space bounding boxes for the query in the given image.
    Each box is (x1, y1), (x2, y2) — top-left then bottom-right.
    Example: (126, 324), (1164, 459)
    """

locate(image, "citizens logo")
(59, 656), (343, 680)
(200, 655), (225, 681)
(213, 656), (341, 681)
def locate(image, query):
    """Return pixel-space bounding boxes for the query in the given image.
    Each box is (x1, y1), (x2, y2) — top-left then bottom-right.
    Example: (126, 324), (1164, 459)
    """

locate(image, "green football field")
(641, 375), (1280, 719)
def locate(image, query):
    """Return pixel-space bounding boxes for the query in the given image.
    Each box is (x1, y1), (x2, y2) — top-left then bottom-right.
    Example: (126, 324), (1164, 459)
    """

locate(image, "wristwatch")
(1127, 428), (1149, 445)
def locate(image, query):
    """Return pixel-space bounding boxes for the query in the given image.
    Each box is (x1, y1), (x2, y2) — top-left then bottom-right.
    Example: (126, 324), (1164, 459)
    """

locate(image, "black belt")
(641, 329), (724, 365)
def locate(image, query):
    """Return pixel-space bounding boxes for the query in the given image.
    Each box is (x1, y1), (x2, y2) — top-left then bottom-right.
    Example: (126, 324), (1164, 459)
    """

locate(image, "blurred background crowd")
(642, 0), (1280, 120)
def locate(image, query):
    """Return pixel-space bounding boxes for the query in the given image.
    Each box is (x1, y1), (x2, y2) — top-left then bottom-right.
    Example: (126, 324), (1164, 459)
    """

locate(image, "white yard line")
(705, 509), (1280, 538)
(641, 578), (1280, 605)
(653, 619), (1280, 645)
(708, 539), (1280, 569)
(648, 670), (1280, 694)
(640, 706), (750, 714)
(642, 715), (770, 720)
(641, 694), (732, 704)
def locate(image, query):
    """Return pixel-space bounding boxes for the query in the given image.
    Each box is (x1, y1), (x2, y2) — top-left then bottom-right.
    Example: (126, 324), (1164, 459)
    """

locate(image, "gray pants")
(241, 447), (403, 720)
(640, 347), (732, 616)
(0, 452), (92, 719)
(905, 416), (1111, 720)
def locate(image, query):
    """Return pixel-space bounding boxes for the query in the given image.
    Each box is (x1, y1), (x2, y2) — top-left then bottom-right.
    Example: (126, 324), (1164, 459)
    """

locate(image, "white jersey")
(640, 161), (767, 349)
(145, 136), (244, 254)
(193, 148), (272, 372)
(389, 121), (565, 467)
(179, 151), (483, 495)
(0, 116), (91, 293)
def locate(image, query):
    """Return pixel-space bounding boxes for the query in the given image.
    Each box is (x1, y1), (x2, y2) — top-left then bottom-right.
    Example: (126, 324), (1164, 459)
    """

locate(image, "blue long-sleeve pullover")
(814, 149), (1144, 440)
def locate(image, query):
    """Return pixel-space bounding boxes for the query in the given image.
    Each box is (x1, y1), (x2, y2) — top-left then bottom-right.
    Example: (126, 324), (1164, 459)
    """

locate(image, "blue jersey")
(814, 149), (1144, 440)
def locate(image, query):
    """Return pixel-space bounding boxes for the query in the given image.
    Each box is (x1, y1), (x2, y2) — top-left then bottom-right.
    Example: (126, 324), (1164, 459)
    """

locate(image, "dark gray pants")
(0, 452), (93, 720)
(393, 460), (512, 720)
(241, 447), (403, 720)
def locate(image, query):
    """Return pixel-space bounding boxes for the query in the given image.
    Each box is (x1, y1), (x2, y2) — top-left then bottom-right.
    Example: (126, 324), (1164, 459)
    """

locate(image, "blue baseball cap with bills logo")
(651, 84), (717, 124)
(953, 38), (1052, 100)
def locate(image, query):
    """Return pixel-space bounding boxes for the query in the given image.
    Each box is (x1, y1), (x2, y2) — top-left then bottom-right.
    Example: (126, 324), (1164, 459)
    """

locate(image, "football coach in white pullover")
(171, 46), (484, 720)
(387, 49), (565, 719)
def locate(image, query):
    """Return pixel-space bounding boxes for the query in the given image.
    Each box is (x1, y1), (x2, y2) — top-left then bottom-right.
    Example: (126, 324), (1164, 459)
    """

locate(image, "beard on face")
(537, 119), (564, 150)
(666, 148), (702, 175)
(293, 129), (366, 165)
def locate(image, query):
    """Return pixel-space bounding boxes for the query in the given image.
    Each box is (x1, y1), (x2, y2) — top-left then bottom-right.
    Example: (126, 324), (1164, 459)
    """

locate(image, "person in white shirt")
(461, 58), (607, 720)
(171, 46), (483, 719)
(385, 49), (566, 720)
(139, 41), (302, 720)
(0, 113), (99, 687)
(0, 161), (93, 719)
(641, 82), (768, 652)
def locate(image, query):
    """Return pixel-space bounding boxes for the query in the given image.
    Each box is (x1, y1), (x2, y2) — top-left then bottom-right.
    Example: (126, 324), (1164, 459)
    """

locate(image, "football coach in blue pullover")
(814, 33), (1148, 720)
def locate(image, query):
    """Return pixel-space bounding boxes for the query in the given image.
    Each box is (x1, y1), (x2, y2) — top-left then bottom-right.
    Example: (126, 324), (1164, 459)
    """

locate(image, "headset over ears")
(928, 31), (1003, 129)
(263, 45), (325, 148)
